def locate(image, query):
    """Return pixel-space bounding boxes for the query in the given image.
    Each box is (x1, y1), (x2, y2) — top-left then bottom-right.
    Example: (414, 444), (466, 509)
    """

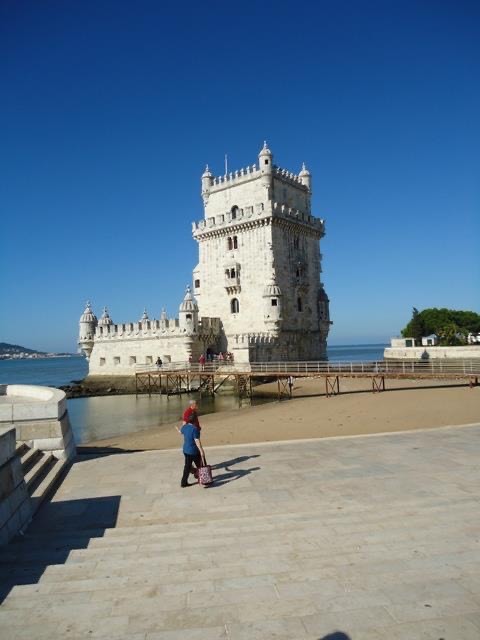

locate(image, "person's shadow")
(209, 454), (261, 487)
(319, 633), (351, 640)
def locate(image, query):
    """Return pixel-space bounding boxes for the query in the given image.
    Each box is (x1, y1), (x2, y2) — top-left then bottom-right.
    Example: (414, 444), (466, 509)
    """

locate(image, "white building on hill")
(78, 143), (331, 374)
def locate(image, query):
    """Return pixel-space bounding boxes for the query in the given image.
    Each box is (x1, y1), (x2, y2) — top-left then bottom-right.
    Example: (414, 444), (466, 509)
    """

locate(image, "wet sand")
(79, 376), (480, 452)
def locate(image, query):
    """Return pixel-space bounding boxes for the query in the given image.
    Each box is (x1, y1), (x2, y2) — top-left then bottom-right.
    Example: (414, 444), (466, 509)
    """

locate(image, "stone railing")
(0, 429), (32, 545)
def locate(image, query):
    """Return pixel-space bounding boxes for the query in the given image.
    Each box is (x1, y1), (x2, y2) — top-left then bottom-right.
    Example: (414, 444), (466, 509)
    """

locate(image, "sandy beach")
(80, 376), (480, 452)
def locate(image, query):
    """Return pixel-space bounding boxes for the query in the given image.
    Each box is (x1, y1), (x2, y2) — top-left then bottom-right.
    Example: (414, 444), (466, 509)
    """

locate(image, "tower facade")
(192, 143), (331, 362)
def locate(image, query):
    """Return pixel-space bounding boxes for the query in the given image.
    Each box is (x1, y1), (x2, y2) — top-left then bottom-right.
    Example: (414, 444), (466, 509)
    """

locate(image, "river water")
(0, 345), (387, 444)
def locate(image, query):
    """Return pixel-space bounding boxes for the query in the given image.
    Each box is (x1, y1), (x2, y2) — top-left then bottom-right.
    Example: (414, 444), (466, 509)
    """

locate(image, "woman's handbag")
(198, 458), (213, 485)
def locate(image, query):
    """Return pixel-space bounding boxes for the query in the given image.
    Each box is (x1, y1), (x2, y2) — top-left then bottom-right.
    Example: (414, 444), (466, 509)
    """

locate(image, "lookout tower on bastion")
(192, 142), (331, 362)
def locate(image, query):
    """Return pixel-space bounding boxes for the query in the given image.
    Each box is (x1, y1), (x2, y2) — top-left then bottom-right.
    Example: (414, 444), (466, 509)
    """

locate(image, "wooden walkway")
(135, 360), (480, 399)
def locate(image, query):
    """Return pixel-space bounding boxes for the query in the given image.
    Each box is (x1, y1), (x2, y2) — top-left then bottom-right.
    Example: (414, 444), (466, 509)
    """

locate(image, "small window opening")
(129, 356), (136, 365)
(233, 236), (238, 249)
(114, 356), (120, 365)
(146, 356), (153, 364)
(297, 298), (303, 312)
(100, 357), (106, 366)
(186, 314), (192, 320)
(231, 206), (238, 219)
(293, 235), (299, 249)
(231, 298), (239, 314)
(271, 299), (278, 307)
(230, 268), (236, 278)
(194, 279), (200, 288)
(265, 159), (269, 165)
(227, 237), (233, 250)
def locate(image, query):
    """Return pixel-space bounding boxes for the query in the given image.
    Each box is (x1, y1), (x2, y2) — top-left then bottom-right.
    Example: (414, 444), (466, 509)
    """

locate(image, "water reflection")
(68, 392), (271, 445)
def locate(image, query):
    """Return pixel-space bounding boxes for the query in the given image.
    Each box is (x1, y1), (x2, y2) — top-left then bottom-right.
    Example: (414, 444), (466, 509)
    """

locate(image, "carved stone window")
(231, 298), (239, 314)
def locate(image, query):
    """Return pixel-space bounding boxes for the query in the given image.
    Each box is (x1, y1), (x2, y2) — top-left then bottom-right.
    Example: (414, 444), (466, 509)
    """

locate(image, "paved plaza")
(1, 424), (480, 639)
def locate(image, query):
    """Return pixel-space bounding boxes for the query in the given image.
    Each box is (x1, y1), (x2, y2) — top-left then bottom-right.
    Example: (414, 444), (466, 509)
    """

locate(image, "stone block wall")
(0, 385), (75, 462)
(0, 429), (32, 545)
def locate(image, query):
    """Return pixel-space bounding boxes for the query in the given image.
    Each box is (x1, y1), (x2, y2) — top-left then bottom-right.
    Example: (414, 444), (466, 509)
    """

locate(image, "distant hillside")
(0, 342), (46, 356)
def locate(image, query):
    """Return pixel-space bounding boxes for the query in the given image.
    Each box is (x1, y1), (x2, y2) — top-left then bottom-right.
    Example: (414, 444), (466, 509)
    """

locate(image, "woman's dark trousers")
(181, 453), (202, 486)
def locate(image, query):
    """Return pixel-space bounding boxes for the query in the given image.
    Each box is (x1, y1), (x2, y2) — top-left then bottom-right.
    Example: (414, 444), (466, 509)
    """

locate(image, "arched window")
(231, 206), (239, 219)
(231, 298), (239, 314)
(230, 268), (236, 278)
(297, 297), (303, 312)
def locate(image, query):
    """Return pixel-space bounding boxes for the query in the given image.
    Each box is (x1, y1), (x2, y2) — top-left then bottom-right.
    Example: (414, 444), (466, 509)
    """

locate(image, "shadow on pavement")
(0, 495), (121, 604)
(319, 633), (352, 640)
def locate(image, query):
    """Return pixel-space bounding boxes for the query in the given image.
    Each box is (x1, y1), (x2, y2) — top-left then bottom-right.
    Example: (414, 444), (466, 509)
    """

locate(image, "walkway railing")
(135, 359), (480, 376)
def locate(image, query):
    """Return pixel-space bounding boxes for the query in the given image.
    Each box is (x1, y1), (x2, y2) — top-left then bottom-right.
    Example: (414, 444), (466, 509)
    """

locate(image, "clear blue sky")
(1, 0), (479, 352)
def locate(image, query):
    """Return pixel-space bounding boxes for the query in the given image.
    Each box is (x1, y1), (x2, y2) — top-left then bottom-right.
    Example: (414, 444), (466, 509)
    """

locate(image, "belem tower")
(78, 143), (331, 374)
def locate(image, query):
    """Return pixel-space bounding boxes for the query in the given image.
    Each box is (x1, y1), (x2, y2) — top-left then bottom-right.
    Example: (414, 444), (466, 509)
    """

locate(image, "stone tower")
(192, 143), (331, 362)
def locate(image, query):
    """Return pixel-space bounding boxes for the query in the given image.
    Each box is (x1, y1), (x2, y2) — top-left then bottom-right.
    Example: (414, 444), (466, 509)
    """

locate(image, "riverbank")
(79, 376), (480, 451)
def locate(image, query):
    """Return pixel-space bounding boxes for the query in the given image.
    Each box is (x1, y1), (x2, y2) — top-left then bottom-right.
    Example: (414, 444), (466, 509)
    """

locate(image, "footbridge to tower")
(135, 360), (480, 399)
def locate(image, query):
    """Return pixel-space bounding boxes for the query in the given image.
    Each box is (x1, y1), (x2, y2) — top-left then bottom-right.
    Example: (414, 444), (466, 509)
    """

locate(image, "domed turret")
(201, 164), (214, 203)
(259, 141), (273, 190)
(179, 286), (199, 333)
(139, 308), (149, 323)
(78, 301), (98, 360)
(263, 279), (282, 328)
(98, 306), (113, 327)
(299, 162), (311, 191)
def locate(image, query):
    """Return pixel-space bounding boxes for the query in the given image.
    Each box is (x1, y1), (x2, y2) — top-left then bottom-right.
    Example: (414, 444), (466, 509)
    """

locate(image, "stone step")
(24, 452), (54, 493)
(20, 446), (41, 474)
(30, 458), (68, 515)
(15, 442), (28, 458)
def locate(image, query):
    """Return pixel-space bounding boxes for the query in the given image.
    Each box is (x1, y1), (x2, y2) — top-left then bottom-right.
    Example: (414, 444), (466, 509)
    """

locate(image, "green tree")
(401, 307), (426, 340)
(401, 308), (480, 342)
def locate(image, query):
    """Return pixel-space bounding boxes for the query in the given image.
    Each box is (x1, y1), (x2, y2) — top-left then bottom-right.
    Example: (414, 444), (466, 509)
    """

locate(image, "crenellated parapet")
(192, 200), (324, 239)
(94, 316), (221, 342)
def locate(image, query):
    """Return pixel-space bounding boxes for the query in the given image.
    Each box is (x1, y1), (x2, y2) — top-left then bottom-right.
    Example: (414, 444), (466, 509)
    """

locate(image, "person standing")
(182, 399), (200, 431)
(176, 418), (206, 488)
(199, 353), (206, 370)
(287, 375), (294, 397)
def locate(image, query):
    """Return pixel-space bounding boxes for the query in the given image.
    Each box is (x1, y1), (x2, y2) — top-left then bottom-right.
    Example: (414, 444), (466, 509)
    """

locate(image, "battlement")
(95, 316), (221, 341)
(205, 164), (308, 194)
(207, 164), (260, 192)
(273, 166), (308, 189)
(192, 201), (324, 236)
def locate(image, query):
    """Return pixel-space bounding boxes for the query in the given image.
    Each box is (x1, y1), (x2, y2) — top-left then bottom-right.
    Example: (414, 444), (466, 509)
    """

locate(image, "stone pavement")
(1, 424), (480, 639)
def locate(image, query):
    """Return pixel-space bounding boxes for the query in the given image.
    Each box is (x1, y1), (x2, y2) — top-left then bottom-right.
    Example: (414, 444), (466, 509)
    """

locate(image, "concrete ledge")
(0, 386), (75, 464)
(0, 385), (66, 421)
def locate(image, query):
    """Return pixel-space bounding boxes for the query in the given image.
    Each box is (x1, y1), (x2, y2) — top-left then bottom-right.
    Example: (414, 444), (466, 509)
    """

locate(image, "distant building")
(421, 334), (439, 346)
(79, 143), (331, 373)
(389, 337), (419, 348)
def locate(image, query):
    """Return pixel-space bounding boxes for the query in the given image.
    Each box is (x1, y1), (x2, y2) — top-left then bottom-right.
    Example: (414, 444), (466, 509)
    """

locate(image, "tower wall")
(193, 146), (331, 361)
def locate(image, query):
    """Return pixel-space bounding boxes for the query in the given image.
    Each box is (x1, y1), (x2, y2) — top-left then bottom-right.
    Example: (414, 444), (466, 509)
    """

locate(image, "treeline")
(401, 308), (480, 346)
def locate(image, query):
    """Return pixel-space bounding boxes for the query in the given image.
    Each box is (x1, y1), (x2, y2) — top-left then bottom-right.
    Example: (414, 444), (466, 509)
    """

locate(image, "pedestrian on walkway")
(287, 375), (294, 397)
(182, 399), (200, 431)
(176, 417), (206, 488)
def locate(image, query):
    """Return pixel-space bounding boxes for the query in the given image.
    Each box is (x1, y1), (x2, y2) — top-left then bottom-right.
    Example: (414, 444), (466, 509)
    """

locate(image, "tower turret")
(78, 301), (98, 360)
(201, 165), (214, 204)
(258, 141), (273, 191)
(98, 306), (113, 327)
(179, 286), (199, 334)
(299, 162), (311, 191)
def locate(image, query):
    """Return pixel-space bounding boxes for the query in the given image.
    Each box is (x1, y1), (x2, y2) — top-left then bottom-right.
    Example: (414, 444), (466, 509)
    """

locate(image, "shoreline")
(77, 376), (480, 453)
